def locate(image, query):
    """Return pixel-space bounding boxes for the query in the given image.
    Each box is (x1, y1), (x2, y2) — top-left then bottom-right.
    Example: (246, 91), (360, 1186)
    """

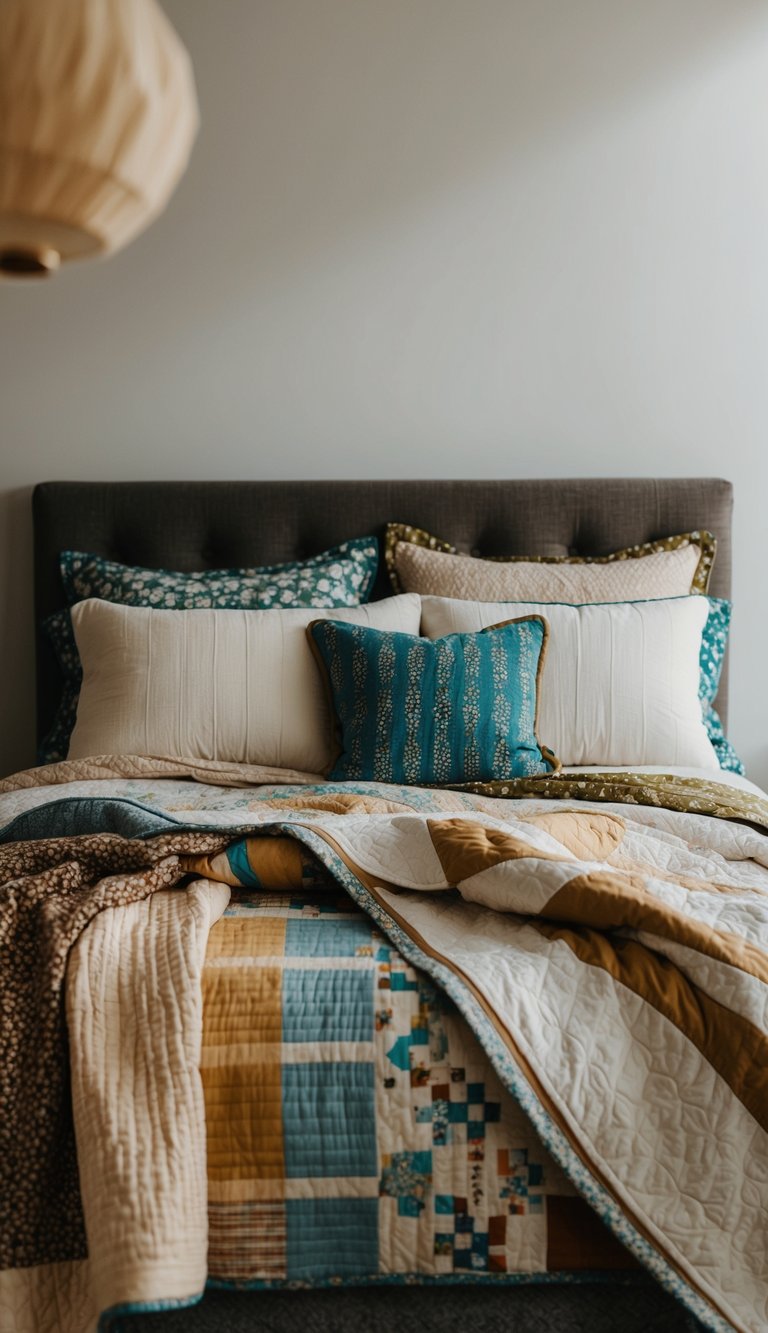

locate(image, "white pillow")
(420, 595), (718, 770)
(68, 595), (422, 772)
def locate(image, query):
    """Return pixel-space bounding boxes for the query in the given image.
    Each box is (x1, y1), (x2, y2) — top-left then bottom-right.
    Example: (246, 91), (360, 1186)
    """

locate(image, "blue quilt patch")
(286, 1197), (379, 1279)
(282, 970), (373, 1044)
(282, 1062), (377, 1179)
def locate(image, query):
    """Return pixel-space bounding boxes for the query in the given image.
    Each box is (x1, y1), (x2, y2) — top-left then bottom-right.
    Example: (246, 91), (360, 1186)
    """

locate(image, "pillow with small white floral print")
(699, 598), (744, 775)
(40, 539), (378, 763)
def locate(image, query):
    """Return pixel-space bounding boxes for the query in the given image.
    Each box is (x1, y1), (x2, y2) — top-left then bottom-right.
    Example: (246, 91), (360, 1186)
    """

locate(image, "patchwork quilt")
(200, 889), (629, 1287)
(0, 757), (766, 1333)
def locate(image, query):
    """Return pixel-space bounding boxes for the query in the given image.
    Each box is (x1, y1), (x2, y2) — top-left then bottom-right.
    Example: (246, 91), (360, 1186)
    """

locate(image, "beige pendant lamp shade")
(0, 0), (198, 277)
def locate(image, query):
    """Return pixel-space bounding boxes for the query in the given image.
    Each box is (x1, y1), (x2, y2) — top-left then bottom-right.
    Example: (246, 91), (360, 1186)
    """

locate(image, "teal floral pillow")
(308, 615), (558, 785)
(700, 598), (744, 775)
(40, 539), (379, 764)
(59, 541), (378, 609)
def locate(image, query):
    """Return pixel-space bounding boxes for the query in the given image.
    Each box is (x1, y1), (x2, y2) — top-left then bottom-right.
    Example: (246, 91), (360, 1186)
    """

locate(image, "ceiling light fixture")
(0, 0), (198, 279)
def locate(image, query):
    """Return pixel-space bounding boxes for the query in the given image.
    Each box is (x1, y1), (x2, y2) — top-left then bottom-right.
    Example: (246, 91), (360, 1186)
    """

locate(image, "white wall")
(2, 0), (768, 783)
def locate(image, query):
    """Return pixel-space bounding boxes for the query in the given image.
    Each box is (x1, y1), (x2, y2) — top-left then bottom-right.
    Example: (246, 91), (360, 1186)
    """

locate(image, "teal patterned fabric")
(700, 598), (744, 775)
(59, 541), (378, 609)
(40, 539), (379, 764)
(309, 617), (556, 785)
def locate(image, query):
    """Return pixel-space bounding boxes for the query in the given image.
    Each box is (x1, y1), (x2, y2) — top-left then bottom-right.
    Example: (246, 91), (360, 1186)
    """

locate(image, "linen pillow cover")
(420, 595), (719, 770)
(386, 524), (715, 601)
(40, 538), (379, 763)
(307, 616), (558, 785)
(67, 594), (421, 772)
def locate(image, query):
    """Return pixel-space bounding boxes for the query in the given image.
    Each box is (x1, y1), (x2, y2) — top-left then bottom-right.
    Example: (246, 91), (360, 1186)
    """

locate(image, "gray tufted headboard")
(33, 477), (733, 744)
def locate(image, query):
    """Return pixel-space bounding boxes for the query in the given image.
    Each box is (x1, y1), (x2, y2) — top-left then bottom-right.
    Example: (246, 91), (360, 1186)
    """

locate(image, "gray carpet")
(115, 1281), (706, 1331)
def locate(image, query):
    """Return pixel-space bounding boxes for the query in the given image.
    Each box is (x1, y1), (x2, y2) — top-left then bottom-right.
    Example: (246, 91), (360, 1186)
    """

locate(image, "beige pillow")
(68, 595), (422, 772)
(386, 524), (715, 602)
(421, 594), (718, 769)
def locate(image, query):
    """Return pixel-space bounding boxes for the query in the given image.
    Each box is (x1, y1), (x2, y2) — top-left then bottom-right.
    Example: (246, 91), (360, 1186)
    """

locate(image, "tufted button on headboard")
(33, 477), (733, 743)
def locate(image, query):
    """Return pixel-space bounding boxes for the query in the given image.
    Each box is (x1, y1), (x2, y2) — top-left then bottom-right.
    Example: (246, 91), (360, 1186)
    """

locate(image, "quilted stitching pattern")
(1, 769), (764, 1332)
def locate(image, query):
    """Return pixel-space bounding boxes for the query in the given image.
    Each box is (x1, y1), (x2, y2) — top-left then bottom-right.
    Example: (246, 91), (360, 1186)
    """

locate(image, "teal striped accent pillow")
(308, 616), (558, 785)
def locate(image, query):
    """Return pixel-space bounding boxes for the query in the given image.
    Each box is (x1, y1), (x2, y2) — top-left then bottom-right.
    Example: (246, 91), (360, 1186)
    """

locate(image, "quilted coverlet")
(0, 759), (766, 1332)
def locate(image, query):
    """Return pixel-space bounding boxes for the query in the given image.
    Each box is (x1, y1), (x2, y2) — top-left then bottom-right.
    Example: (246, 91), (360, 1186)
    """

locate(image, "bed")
(0, 476), (763, 1333)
